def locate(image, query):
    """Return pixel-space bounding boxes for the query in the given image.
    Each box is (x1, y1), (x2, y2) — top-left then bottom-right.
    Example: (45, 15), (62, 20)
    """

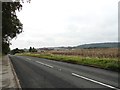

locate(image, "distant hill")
(37, 42), (119, 50)
(74, 42), (119, 49)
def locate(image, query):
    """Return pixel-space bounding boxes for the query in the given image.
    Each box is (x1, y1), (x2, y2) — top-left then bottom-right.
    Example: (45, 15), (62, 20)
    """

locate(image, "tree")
(29, 47), (37, 52)
(29, 47), (32, 52)
(2, 2), (22, 54)
(2, 42), (10, 55)
(2, 0), (30, 54)
(10, 48), (25, 55)
(32, 47), (37, 52)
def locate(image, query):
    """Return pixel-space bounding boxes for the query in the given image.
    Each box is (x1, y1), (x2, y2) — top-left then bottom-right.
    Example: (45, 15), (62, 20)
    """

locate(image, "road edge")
(8, 55), (22, 89)
(21, 55), (119, 72)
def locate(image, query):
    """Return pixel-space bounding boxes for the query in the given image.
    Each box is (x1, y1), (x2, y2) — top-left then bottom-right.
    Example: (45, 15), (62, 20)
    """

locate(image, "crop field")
(49, 48), (118, 58)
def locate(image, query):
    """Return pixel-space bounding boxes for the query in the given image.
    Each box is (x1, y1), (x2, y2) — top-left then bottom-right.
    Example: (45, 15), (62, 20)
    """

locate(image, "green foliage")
(2, 2), (23, 43)
(29, 47), (37, 52)
(29, 47), (32, 52)
(2, 42), (10, 54)
(10, 48), (25, 55)
(2, 2), (23, 54)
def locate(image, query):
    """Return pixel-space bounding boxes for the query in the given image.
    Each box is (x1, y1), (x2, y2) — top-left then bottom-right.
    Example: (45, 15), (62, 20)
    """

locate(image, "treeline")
(10, 47), (37, 55)
(10, 48), (25, 55)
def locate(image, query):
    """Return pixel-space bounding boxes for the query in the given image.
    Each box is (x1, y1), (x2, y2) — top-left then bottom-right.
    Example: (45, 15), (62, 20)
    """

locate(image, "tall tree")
(29, 47), (32, 52)
(2, 0), (30, 54)
(2, 2), (22, 54)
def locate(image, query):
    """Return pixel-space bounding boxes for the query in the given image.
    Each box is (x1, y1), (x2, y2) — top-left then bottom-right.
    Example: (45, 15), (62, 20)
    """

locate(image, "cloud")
(10, 0), (119, 49)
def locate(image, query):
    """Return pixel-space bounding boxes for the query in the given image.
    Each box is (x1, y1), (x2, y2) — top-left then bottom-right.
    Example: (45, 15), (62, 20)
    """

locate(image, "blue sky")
(10, 0), (119, 49)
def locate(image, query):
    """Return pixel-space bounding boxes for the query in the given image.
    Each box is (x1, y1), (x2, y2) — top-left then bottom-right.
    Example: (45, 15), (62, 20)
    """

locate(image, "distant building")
(37, 48), (54, 52)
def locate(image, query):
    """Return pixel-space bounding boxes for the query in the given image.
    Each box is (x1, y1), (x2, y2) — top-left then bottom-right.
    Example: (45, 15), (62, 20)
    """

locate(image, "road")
(9, 55), (119, 89)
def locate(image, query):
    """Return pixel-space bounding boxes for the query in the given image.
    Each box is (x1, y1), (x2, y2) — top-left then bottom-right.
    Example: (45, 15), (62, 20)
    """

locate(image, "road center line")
(35, 61), (53, 68)
(26, 58), (31, 61)
(44, 64), (53, 68)
(72, 73), (119, 90)
(35, 61), (44, 65)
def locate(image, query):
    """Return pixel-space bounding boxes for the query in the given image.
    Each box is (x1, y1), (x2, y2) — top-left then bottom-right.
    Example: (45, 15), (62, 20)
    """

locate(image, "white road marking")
(72, 73), (119, 90)
(35, 61), (53, 68)
(44, 64), (53, 68)
(35, 61), (44, 65)
(26, 58), (31, 61)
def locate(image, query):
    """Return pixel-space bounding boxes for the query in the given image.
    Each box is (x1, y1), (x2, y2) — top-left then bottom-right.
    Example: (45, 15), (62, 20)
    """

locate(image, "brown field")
(48, 48), (118, 58)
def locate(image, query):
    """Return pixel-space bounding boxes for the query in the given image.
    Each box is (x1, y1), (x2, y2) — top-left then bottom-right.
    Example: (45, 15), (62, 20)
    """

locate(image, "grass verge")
(17, 53), (120, 72)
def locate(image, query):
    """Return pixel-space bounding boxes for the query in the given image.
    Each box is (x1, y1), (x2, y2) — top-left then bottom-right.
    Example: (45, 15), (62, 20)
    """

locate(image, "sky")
(10, 0), (119, 49)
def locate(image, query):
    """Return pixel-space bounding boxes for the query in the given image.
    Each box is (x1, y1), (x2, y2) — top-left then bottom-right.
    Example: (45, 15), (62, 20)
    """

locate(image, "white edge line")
(72, 73), (119, 90)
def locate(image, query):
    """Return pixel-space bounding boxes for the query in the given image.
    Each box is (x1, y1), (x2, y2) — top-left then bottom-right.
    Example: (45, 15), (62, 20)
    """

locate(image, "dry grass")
(49, 48), (118, 59)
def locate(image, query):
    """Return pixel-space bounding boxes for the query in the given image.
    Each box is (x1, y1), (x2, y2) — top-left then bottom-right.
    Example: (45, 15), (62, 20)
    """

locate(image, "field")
(17, 48), (119, 71)
(49, 48), (118, 58)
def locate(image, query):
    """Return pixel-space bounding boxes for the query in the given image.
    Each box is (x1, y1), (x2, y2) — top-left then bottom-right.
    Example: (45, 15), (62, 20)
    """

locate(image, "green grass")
(17, 53), (120, 71)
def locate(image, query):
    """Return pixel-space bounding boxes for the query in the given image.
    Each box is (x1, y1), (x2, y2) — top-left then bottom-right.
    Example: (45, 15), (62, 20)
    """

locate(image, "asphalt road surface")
(9, 55), (119, 89)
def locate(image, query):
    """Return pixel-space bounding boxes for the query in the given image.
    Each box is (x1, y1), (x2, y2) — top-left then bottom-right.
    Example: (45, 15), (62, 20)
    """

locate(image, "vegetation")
(29, 47), (37, 52)
(74, 42), (119, 49)
(2, 2), (23, 54)
(50, 48), (118, 58)
(10, 48), (25, 55)
(2, 0), (30, 55)
(17, 50), (119, 71)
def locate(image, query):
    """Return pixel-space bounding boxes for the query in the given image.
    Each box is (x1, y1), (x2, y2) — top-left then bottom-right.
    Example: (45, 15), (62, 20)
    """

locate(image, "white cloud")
(10, 0), (119, 49)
